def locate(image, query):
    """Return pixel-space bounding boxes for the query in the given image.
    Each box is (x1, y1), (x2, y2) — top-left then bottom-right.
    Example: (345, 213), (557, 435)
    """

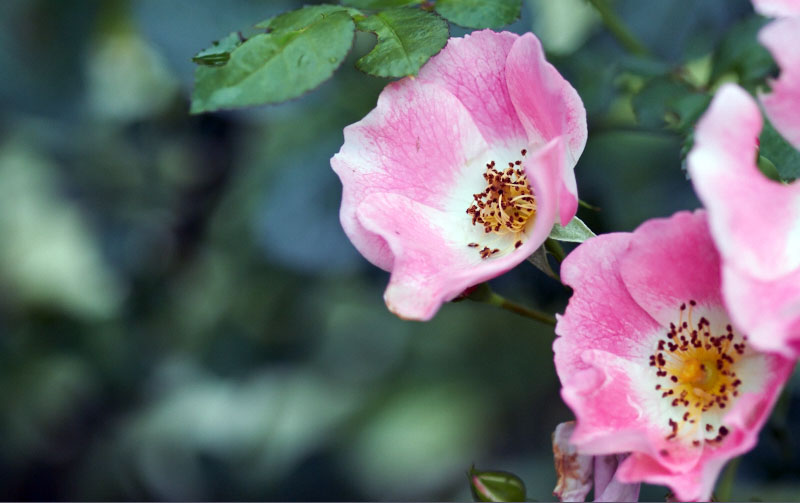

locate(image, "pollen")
(465, 150), (537, 258)
(649, 300), (745, 446)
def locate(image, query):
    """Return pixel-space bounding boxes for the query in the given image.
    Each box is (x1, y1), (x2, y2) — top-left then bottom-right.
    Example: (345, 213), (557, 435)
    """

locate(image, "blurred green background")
(0, 0), (798, 500)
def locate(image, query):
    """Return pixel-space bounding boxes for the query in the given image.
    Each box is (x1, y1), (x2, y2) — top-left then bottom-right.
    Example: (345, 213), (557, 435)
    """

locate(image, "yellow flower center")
(465, 149), (537, 259)
(649, 301), (746, 447)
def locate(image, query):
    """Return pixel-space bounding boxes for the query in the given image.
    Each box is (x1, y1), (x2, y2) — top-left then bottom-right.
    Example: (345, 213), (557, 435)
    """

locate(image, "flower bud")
(468, 465), (526, 502)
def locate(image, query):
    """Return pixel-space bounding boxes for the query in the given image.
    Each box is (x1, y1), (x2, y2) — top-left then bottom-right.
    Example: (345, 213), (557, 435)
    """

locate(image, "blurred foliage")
(0, 0), (798, 501)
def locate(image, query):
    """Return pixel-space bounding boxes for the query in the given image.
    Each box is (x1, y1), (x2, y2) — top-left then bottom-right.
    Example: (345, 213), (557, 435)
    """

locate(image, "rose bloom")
(688, 83), (800, 357)
(331, 30), (586, 320)
(553, 210), (795, 501)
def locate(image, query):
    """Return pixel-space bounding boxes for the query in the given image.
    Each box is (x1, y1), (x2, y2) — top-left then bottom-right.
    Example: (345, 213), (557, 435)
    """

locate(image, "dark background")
(0, 0), (797, 500)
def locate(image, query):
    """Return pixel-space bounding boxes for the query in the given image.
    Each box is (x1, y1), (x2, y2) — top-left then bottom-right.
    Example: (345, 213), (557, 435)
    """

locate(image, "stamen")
(649, 300), (748, 449)
(466, 154), (537, 259)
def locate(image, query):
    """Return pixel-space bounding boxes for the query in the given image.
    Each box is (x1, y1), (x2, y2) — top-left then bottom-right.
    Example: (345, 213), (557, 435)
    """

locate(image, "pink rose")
(554, 210), (794, 501)
(332, 30), (586, 320)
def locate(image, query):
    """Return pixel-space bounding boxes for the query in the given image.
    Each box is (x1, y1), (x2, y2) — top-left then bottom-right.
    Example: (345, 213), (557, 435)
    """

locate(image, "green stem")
(544, 238), (566, 263)
(578, 199), (601, 212)
(467, 283), (556, 326)
(716, 456), (740, 502)
(488, 292), (556, 325)
(586, 0), (650, 56)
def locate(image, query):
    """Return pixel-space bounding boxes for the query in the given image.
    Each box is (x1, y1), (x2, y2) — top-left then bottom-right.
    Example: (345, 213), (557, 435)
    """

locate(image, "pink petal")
(332, 79), (489, 271)
(751, 0), (800, 17)
(619, 210), (723, 327)
(505, 33), (586, 225)
(617, 353), (794, 502)
(723, 264), (800, 357)
(417, 30), (527, 148)
(555, 232), (662, 375)
(505, 33), (587, 164)
(759, 17), (800, 150)
(687, 83), (800, 280)
(617, 451), (726, 502)
(356, 192), (472, 320)
(561, 349), (704, 473)
(356, 138), (564, 320)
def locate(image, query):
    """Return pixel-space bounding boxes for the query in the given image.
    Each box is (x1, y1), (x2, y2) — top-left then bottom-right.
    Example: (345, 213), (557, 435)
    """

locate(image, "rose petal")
(332, 79), (489, 271)
(555, 231), (663, 372)
(620, 210), (724, 326)
(356, 138), (564, 320)
(723, 264), (800, 356)
(688, 84), (800, 281)
(417, 30), (527, 148)
(759, 17), (800, 150)
(505, 33), (586, 225)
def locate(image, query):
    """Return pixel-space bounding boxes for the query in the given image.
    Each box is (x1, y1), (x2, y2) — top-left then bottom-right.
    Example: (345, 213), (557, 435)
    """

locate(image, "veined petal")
(759, 17), (800, 150)
(506, 33), (586, 225)
(417, 30), (527, 148)
(505, 33), (587, 164)
(332, 79), (490, 271)
(688, 84), (800, 280)
(620, 211), (723, 327)
(355, 138), (564, 320)
(555, 232), (662, 373)
(356, 192), (475, 321)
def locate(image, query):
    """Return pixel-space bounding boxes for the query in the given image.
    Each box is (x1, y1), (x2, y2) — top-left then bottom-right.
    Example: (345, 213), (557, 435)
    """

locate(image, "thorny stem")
(467, 283), (557, 326)
(586, 0), (651, 56)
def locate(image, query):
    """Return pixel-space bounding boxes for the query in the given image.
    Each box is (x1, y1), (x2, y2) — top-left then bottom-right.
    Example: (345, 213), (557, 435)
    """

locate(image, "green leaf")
(468, 466), (527, 502)
(710, 16), (775, 88)
(192, 32), (242, 67)
(666, 92), (711, 133)
(435, 0), (522, 29)
(341, 0), (422, 8)
(759, 118), (800, 182)
(356, 8), (449, 78)
(526, 245), (559, 281)
(632, 76), (692, 129)
(255, 4), (360, 29)
(191, 5), (355, 113)
(548, 217), (596, 243)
